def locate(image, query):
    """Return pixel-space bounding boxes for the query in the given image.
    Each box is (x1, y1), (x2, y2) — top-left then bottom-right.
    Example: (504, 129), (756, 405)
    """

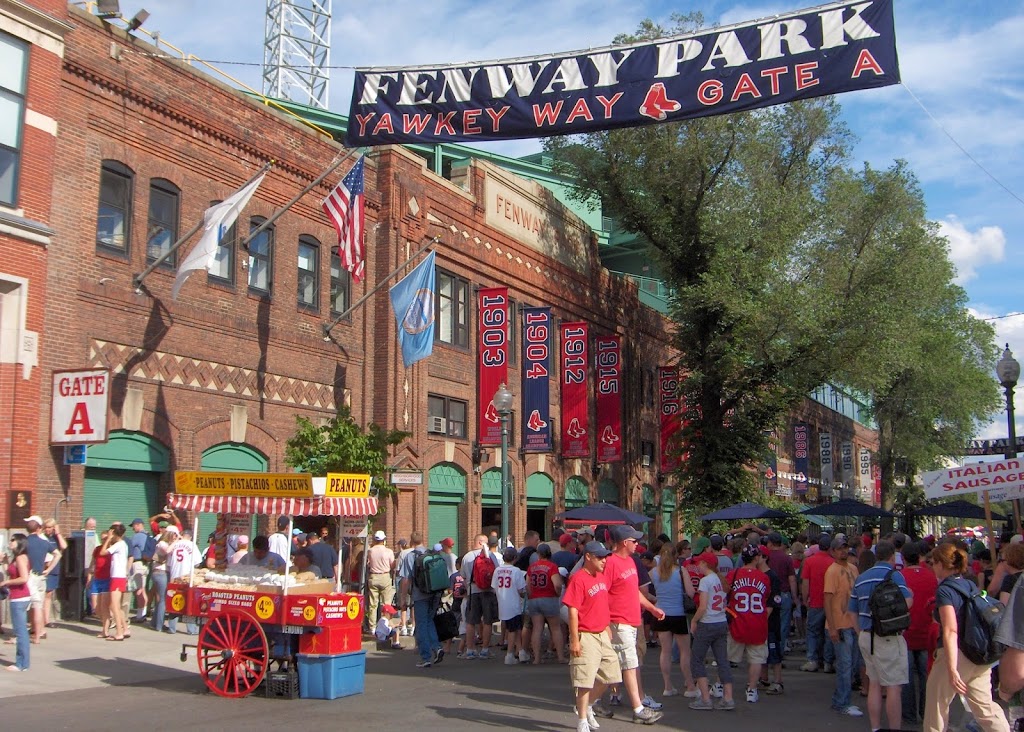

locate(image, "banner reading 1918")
(595, 335), (622, 463)
(521, 307), (552, 452)
(478, 287), (508, 446)
(347, 0), (899, 146)
(658, 367), (681, 473)
(561, 322), (590, 458)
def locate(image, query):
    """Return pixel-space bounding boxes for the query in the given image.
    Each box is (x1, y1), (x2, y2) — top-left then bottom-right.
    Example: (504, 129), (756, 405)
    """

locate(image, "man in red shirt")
(726, 544), (772, 703)
(801, 534), (836, 672)
(563, 541), (620, 732)
(766, 532), (798, 652)
(899, 541), (936, 724)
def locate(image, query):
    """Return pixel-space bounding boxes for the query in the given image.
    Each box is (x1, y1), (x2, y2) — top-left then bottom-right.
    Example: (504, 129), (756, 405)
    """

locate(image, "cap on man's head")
(398, 538), (409, 548)
(304, 533), (318, 542)
(693, 551), (719, 567)
(741, 543), (761, 562)
(441, 537), (455, 548)
(766, 531), (784, 545)
(1012, 534), (1024, 545)
(235, 534), (247, 545)
(165, 524), (181, 536)
(583, 540), (611, 558)
(131, 517), (145, 526)
(577, 526), (595, 538)
(434, 543), (444, 552)
(158, 520), (169, 529)
(277, 516), (290, 529)
(487, 535), (500, 547)
(24, 515), (43, 526)
(381, 604), (398, 615)
(559, 533), (575, 547)
(292, 528), (303, 536)
(610, 525), (643, 543)
(373, 530), (387, 541)
(710, 534), (725, 550)
(758, 545), (771, 558)
(830, 536), (849, 550)
(692, 536), (711, 554)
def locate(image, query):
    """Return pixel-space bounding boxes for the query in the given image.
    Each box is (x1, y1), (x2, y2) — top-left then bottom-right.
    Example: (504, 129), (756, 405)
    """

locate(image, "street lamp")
(493, 383), (514, 548)
(996, 344), (1021, 525)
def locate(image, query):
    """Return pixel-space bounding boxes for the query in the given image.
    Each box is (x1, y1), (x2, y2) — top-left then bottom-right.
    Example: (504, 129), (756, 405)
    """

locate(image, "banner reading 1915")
(346, 0), (898, 146)
(478, 287), (509, 446)
(595, 335), (622, 463)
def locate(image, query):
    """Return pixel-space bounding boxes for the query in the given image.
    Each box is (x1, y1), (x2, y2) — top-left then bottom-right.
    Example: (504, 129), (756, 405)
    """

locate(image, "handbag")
(433, 601), (459, 642)
(680, 566), (697, 615)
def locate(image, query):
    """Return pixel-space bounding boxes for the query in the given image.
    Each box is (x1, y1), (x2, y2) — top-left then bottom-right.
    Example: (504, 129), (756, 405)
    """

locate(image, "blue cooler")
(297, 650), (366, 700)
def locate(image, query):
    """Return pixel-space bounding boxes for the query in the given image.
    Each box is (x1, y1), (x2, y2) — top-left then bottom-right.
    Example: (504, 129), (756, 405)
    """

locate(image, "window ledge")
(0, 209), (53, 247)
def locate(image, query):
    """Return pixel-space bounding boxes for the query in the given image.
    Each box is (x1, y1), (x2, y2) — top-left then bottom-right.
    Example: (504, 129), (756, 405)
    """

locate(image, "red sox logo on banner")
(658, 367), (681, 473)
(595, 335), (622, 462)
(561, 322), (589, 458)
(521, 307), (553, 452)
(478, 287), (509, 445)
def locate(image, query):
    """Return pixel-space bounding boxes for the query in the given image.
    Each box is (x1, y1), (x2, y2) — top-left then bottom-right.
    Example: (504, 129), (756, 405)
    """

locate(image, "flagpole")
(241, 148), (360, 250)
(133, 160), (273, 293)
(322, 235), (440, 341)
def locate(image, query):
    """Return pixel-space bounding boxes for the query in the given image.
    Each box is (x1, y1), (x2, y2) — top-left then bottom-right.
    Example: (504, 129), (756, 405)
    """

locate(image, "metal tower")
(262, 0), (331, 109)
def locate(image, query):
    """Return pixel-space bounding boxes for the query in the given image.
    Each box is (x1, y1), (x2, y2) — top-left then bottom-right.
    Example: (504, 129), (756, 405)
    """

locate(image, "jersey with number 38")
(726, 566), (771, 645)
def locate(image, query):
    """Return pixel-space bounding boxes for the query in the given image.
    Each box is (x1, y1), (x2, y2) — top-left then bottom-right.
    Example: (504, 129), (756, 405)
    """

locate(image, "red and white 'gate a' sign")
(50, 368), (111, 445)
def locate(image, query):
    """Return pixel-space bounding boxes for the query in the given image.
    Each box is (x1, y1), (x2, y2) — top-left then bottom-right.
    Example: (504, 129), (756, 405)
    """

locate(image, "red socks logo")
(600, 425), (620, 445)
(566, 418), (586, 439)
(527, 410), (547, 432)
(484, 402), (500, 424)
(639, 82), (681, 121)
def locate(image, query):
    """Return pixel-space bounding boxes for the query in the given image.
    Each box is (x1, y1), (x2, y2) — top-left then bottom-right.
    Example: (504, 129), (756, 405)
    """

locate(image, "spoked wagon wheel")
(196, 611), (269, 697)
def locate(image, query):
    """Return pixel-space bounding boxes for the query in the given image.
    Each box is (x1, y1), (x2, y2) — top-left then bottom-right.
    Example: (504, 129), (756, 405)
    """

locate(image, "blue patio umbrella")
(555, 502), (652, 524)
(800, 498), (894, 518)
(913, 499), (1006, 522)
(698, 501), (790, 521)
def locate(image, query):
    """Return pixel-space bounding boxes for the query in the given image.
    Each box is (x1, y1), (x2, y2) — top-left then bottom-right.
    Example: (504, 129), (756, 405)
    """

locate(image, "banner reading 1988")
(595, 335), (622, 463)
(561, 322), (589, 458)
(521, 307), (552, 452)
(347, 0), (898, 146)
(478, 287), (508, 446)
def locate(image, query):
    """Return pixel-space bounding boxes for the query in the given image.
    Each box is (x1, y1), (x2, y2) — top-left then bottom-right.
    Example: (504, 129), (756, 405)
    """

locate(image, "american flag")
(322, 155), (366, 282)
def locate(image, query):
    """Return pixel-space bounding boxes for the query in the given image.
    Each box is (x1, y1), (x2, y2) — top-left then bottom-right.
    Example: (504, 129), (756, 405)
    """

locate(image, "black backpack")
(944, 579), (1006, 666)
(867, 569), (911, 651)
(413, 550), (449, 594)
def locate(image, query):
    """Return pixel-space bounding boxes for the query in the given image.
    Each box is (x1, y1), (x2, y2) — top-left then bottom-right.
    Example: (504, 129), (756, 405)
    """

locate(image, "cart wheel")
(196, 611), (268, 698)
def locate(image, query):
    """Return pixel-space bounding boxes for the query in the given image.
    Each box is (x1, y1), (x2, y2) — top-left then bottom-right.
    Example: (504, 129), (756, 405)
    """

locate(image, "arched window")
(147, 178), (180, 265)
(96, 160), (134, 253)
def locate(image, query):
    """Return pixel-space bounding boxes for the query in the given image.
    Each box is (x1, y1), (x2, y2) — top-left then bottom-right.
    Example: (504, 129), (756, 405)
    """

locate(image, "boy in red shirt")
(726, 544), (772, 703)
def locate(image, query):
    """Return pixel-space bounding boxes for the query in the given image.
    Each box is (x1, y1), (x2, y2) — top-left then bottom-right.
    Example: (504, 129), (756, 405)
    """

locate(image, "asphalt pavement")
(0, 620), (954, 731)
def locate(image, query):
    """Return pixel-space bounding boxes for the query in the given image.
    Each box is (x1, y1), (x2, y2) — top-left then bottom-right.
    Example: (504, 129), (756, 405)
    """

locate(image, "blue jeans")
(831, 628), (856, 710)
(168, 613), (198, 635)
(10, 599), (30, 670)
(902, 649), (928, 721)
(779, 592), (794, 648)
(150, 570), (168, 631)
(413, 597), (440, 663)
(806, 607), (835, 665)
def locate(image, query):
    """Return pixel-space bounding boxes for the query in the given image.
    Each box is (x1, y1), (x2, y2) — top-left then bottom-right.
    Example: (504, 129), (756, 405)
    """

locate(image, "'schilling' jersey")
(726, 566), (771, 645)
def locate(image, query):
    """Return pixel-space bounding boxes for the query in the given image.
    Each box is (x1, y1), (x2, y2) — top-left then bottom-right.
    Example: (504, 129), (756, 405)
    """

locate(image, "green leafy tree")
(284, 407), (409, 510)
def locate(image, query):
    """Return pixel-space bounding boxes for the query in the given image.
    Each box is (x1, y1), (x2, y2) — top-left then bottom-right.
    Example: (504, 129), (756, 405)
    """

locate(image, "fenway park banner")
(346, 0), (899, 146)
(478, 287), (509, 446)
(561, 322), (590, 458)
(658, 367), (681, 473)
(521, 307), (552, 452)
(595, 335), (623, 463)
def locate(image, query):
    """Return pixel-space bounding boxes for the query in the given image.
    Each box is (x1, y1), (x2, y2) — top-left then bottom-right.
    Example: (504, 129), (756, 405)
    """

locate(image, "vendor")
(292, 548), (322, 579)
(237, 535), (286, 572)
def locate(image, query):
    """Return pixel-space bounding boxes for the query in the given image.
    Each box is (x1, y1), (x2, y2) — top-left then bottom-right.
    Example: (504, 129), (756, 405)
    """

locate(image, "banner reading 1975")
(347, 0), (898, 146)
(595, 335), (622, 463)
(521, 307), (552, 453)
(478, 287), (509, 446)
(561, 322), (590, 458)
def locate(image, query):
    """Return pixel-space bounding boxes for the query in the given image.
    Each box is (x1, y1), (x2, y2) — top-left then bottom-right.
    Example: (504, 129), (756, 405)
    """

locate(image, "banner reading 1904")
(347, 0), (898, 146)
(521, 307), (552, 453)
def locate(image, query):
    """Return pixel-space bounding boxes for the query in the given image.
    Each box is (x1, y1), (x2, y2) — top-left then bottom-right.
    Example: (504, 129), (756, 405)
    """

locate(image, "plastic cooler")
(297, 650), (366, 700)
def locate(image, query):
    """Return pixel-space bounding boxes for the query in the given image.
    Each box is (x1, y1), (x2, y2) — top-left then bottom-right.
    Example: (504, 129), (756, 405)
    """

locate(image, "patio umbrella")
(800, 498), (895, 518)
(556, 502), (652, 524)
(913, 500), (1006, 522)
(698, 501), (790, 521)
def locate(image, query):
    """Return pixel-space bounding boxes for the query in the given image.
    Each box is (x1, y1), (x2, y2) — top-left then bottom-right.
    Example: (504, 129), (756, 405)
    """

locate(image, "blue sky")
(112, 0), (1023, 442)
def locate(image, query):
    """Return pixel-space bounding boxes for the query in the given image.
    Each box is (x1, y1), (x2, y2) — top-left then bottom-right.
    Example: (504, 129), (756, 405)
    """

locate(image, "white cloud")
(936, 216), (1005, 283)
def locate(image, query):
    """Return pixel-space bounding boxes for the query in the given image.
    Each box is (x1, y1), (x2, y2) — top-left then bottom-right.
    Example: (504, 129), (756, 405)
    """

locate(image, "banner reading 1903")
(347, 0), (898, 146)
(478, 287), (509, 446)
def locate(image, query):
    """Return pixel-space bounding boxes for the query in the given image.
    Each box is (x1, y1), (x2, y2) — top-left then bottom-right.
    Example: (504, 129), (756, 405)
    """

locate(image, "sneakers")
(433, 648), (445, 665)
(641, 695), (663, 710)
(585, 706), (601, 729)
(758, 678), (771, 689)
(518, 649), (530, 663)
(765, 682), (784, 695)
(822, 662), (835, 673)
(800, 661), (820, 672)
(711, 683), (724, 699)
(631, 707), (663, 725)
(504, 653), (519, 665)
(415, 659), (432, 668)
(590, 701), (614, 719)
(837, 705), (864, 717)
(746, 687), (759, 703)
(683, 689), (702, 698)
(577, 719), (593, 732)
(390, 642), (403, 649)
(479, 648), (491, 659)
(464, 650), (478, 660)
(609, 693), (622, 706)
(714, 699), (736, 711)
(662, 688), (679, 697)
(688, 698), (714, 711)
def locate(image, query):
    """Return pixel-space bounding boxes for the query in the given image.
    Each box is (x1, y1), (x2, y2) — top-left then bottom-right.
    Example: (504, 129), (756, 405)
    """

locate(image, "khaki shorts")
(28, 574), (46, 608)
(727, 636), (768, 665)
(610, 622), (640, 671)
(858, 631), (909, 687)
(571, 631), (622, 690)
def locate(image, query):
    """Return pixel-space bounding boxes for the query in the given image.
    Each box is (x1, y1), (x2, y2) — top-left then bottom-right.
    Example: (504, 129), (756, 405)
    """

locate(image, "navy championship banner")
(793, 422), (809, 495)
(521, 307), (553, 452)
(347, 0), (898, 146)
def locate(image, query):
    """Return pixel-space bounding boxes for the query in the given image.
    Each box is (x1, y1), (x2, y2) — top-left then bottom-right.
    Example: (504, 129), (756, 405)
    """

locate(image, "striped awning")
(167, 493), (377, 517)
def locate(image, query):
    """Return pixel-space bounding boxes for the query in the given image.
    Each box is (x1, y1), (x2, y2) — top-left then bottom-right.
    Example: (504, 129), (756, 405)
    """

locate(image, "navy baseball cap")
(583, 541), (612, 558)
(131, 518), (144, 525)
(610, 525), (643, 542)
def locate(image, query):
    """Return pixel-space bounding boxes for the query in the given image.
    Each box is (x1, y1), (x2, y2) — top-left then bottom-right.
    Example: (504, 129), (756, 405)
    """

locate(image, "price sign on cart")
(341, 517), (368, 539)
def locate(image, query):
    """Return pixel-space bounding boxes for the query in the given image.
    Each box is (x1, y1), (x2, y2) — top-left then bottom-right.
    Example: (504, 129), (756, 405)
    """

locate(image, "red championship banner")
(595, 335), (622, 463)
(477, 287), (509, 445)
(658, 367), (681, 473)
(561, 322), (589, 458)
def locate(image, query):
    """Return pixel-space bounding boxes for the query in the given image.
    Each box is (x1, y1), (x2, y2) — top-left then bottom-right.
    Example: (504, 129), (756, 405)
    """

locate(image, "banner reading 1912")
(478, 287), (509, 446)
(595, 335), (622, 463)
(347, 0), (898, 146)
(561, 322), (590, 458)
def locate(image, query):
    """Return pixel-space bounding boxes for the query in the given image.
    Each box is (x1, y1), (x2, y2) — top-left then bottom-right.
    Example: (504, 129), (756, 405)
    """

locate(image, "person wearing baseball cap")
(366, 528), (396, 627)
(373, 602), (403, 650)
(765, 531), (798, 655)
(23, 515), (58, 644)
(822, 532), (861, 718)
(688, 549), (734, 710)
(553, 533), (580, 573)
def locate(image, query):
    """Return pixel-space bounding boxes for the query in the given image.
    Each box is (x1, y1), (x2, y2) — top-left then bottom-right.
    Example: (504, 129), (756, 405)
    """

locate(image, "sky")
(109, 0), (1023, 447)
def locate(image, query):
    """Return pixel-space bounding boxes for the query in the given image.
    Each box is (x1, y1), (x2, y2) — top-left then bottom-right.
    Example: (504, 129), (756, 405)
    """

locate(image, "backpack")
(472, 551), (496, 591)
(867, 569), (911, 650)
(413, 551), (449, 594)
(945, 579), (1006, 666)
(141, 535), (158, 563)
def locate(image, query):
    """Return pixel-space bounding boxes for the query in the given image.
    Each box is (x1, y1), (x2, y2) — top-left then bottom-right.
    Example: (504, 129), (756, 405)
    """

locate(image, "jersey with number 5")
(726, 567), (771, 645)
(166, 539), (200, 581)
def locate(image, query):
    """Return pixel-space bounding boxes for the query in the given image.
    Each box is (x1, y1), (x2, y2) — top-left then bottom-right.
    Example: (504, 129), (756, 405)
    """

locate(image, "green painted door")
(428, 503), (459, 549)
(642, 485), (656, 520)
(428, 463), (466, 552)
(526, 473), (554, 509)
(83, 468), (160, 529)
(564, 476), (589, 508)
(661, 488), (677, 538)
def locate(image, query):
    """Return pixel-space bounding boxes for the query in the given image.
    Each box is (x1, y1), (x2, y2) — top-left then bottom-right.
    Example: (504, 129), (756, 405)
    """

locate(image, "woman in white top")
(99, 524), (129, 641)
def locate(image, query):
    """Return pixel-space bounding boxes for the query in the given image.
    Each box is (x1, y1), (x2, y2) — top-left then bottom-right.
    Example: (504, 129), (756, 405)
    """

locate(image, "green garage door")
(428, 503), (459, 550)
(526, 473), (554, 509)
(428, 463), (466, 551)
(197, 444), (267, 539)
(83, 431), (169, 528)
(565, 476), (589, 508)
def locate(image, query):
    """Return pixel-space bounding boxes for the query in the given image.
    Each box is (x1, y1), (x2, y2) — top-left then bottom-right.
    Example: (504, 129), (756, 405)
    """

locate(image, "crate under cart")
(297, 650), (366, 700)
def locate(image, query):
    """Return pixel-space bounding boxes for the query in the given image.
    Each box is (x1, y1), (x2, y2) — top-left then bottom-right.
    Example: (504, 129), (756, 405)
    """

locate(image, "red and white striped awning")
(167, 493), (377, 517)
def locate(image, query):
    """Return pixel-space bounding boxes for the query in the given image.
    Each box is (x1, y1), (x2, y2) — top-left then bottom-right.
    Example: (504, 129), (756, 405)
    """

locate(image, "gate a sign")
(50, 368), (111, 445)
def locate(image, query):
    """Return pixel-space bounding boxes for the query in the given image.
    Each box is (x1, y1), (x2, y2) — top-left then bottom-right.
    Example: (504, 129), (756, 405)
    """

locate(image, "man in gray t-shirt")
(398, 532), (442, 668)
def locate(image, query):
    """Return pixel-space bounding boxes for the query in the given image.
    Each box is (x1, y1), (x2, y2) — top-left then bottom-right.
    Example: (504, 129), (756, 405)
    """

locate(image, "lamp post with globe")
(492, 383), (514, 547)
(996, 344), (1021, 526)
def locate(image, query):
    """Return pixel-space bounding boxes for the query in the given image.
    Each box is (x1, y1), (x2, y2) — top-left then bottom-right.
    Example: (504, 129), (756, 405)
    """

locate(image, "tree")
(284, 407), (409, 510)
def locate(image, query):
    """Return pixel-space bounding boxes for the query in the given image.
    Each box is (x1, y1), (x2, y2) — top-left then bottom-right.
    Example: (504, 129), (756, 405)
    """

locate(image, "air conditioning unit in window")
(428, 416), (447, 434)
(641, 455), (652, 468)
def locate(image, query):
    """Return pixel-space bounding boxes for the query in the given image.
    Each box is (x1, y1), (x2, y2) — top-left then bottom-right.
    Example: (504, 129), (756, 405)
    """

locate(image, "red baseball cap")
(559, 533), (574, 547)
(693, 551), (719, 567)
(440, 537), (455, 548)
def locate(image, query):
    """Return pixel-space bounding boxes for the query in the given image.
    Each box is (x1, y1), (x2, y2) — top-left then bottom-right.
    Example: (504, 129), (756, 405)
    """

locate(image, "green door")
(198, 444), (267, 539)
(83, 468), (160, 529)
(642, 485), (656, 520)
(564, 476), (589, 508)
(661, 488), (677, 538)
(428, 463), (466, 552)
(598, 478), (619, 505)
(428, 503), (459, 549)
(526, 473), (554, 509)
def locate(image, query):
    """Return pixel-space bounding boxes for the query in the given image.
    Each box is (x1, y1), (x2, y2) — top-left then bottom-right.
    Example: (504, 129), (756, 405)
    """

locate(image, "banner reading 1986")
(561, 322), (589, 458)
(347, 0), (899, 146)
(793, 422), (809, 495)
(478, 287), (508, 446)
(658, 367), (681, 473)
(521, 307), (552, 452)
(595, 335), (622, 463)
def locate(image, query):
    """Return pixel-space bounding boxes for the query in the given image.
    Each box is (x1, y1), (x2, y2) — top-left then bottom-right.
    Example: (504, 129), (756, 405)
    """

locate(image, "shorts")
(766, 626), (782, 666)
(465, 592), (498, 625)
(109, 577), (128, 593)
(28, 573), (46, 608)
(527, 597), (561, 618)
(727, 636), (769, 665)
(90, 578), (111, 594)
(610, 623), (640, 671)
(651, 614), (689, 635)
(132, 563), (149, 583)
(858, 631), (909, 687)
(504, 615), (524, 632)
(46, 572), (60, 593)
(571, 631), (622, 690)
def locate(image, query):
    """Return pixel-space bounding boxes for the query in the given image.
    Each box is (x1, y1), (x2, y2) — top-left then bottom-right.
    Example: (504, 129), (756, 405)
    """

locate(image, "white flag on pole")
(172, 172), (266, 299)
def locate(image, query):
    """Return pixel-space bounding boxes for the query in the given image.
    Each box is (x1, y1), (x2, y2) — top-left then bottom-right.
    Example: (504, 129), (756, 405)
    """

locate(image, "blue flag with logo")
(389, 251), (436, 368)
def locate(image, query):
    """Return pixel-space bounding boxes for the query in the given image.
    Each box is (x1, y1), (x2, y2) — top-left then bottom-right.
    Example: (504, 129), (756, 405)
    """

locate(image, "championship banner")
(765, 453), (779, 493)
(521, 307), (553, 452)
(561, 322), (590, 458)
(478, 287), (509, 446)
(595, 335), (623, 463)
(658, 367), (681, 473)
(347, 0), (899, 146)
(840, 441), (855, 499)
(794, 422), (809, 495)
(819, 432), (834, 497)
(858, 448), (872, 501)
